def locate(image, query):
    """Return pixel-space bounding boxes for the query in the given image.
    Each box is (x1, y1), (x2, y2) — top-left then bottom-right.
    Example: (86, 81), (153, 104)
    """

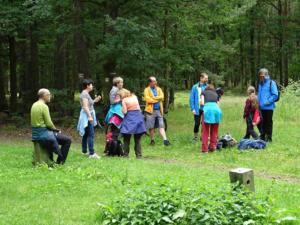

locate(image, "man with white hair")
(31, 88), (72, 164)
(257, 68), (279, 142)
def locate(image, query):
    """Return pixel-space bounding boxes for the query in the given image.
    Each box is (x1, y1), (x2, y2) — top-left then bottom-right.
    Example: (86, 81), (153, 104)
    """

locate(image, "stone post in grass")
(229, 168), (255, 192)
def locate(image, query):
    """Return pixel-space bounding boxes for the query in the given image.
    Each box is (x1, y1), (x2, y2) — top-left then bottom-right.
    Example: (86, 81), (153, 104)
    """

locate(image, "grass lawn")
(0, 92), (299, 225)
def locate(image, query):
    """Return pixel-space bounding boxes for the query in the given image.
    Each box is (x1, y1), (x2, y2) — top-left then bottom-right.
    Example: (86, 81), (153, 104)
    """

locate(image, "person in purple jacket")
(189, 73), (208, 141)
(257, 68), (279, 142)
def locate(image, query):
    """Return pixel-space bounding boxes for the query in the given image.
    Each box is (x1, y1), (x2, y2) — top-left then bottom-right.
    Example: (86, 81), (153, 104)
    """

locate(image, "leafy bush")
(98, 183), (282, 225)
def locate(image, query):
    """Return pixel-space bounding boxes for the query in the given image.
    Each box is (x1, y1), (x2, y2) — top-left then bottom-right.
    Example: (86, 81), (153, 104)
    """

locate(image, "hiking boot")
(150, 140), (155, 146)
(163, 140), (171, 146)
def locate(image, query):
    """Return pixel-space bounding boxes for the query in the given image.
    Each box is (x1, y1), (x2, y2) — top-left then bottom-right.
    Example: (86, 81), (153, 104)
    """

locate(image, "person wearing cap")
(31, 89), (72, 164)
(257, 68), (279, 142)
(144, 76), (171, 146)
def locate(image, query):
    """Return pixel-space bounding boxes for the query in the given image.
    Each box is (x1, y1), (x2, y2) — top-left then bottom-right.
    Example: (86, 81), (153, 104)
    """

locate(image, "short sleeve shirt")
(80, 90), (94, 111)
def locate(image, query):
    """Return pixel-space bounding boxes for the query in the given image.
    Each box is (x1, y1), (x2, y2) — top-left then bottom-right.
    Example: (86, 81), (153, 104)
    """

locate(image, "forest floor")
(0, 92), (299, 225)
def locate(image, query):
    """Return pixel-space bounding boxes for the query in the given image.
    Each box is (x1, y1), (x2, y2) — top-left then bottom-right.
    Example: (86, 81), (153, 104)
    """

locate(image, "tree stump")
(32, 142), (51, 166)
(229, 168), (255, 192)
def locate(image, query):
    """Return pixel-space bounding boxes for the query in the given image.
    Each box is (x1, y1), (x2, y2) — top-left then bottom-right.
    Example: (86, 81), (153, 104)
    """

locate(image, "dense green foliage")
(99, 183), (276, 225)
(1, 0), (300, 113)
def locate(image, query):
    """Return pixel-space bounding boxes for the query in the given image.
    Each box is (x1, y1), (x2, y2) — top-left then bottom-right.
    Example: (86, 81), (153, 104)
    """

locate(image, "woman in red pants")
(200, 85), (222, 153)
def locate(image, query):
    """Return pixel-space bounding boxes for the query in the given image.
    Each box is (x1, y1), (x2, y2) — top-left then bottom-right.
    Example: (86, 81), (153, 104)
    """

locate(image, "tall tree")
(0, 39), (8, 110)
(8, 36), (17, 111)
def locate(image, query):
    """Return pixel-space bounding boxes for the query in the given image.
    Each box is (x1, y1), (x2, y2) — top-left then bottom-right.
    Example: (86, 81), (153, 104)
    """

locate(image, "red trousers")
(201, 122), (219, 152)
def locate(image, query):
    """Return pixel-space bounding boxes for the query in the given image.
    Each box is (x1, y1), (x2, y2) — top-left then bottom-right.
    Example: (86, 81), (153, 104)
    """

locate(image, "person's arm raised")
(93, 95), (101, 103)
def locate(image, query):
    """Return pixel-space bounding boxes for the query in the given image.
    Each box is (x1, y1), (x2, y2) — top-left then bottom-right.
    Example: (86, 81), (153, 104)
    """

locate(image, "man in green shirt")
(31, 89), (72, 164)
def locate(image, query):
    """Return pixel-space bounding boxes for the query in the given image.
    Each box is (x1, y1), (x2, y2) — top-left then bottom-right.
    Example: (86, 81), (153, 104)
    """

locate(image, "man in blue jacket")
(189, 72), (208, 141)
(257, 68), (279, 142)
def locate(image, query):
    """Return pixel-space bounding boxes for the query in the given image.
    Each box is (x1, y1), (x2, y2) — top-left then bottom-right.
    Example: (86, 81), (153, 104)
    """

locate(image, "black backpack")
(105, 140), (124, 156)
(270, 80), (280, 102)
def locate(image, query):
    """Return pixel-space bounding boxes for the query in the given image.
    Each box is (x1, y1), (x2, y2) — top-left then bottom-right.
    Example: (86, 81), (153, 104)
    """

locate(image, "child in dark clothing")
(243, 86), (261, 139)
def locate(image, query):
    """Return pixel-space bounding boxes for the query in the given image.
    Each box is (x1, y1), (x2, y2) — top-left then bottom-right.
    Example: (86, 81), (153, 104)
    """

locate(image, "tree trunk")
(239, 26), (246, 87)
(249, 22), (256, 86)
(54, 34), (66, 89)
(278, 0), (284, 84)
(102, 1), (119, 104)
(0, 39), (8, 110)
(163, 9), (171, 112)
(73, 0), (90, 79)
(26, 22), (40, 105)
(283, 0), (289, 86)
(8, 36), (17, 111)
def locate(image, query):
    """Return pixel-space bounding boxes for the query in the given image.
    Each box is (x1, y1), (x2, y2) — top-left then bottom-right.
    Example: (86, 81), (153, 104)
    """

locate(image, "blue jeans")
(82, 122), (95, 155)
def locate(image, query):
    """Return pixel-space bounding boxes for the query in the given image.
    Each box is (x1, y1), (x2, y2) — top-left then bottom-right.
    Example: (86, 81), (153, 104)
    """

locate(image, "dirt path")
(143, 156), (300, 184)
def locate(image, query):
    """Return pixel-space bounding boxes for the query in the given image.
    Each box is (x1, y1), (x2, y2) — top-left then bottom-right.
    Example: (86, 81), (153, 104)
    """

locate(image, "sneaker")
(150, 140), (155, 146)
(89, 153), (100, 159)
(82, 152), (89, 156)
(163, 140), (171, 146)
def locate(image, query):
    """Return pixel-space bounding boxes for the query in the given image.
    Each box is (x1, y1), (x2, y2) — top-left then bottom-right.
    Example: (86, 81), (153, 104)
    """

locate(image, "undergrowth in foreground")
(99, 182), (296, 225)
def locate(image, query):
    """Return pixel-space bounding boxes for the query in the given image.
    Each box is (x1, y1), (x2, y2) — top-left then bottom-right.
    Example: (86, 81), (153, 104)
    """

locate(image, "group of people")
(243, 68), (279, 142)
(30, 76), (171, 164)
(30, 67), (279, 164)
(189, 68), (279, 153)
(189, 73), (222, 153)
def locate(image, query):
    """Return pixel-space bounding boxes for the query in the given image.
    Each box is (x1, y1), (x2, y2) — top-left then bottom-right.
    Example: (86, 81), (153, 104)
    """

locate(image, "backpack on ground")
(105, 139), (124, 156)
(238, 139), (267, 150)
(217, 134), (237, 149)
(104, 130), (124, 156)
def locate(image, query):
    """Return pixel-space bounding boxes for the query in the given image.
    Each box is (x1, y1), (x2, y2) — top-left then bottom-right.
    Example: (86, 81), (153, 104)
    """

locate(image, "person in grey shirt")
(109, 77), (124, 104)
(78, 79), (101, 159)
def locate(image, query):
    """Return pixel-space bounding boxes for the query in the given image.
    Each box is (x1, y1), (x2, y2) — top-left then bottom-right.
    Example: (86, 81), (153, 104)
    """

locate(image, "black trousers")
(260, 110), (274, 141)
(123, 133), (143, 158)
(194, 110), (204, 134)
(40, 132), (72, 164)
(244, 117), (258, 139)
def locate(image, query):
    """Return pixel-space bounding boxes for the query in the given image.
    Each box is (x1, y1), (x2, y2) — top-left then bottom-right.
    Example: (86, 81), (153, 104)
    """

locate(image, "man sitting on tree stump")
(31, 89), (72, 165)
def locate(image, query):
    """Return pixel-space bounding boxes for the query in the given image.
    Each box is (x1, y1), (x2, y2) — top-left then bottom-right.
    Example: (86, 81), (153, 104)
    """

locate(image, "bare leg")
(159, 128), (167, 141)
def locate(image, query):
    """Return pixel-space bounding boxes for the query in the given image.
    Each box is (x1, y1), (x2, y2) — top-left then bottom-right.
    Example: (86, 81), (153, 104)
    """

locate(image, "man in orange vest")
(144, 76), (171, 146)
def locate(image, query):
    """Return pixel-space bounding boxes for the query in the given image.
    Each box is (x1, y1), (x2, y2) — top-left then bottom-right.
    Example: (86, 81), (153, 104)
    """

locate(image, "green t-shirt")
(30, 100), (55, 129)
